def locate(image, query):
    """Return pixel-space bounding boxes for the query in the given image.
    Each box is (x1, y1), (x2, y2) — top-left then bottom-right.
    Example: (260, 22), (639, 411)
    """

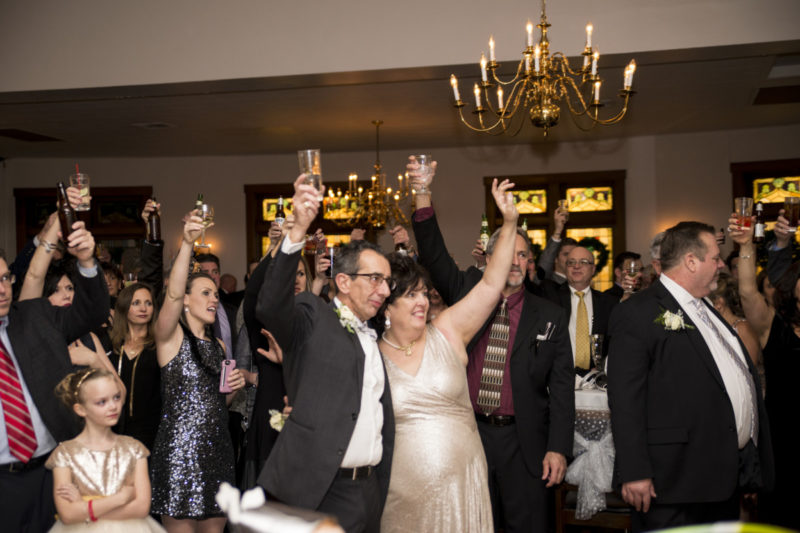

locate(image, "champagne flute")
(197, 203), (214, 249)
(623, 258), (640, 294)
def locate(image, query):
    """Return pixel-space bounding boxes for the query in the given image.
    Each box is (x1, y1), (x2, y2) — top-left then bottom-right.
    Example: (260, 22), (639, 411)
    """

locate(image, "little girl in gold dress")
(45, 368), (164, 532)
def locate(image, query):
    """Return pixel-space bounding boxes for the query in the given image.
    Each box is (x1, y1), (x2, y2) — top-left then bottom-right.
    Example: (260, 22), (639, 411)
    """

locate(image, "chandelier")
(324, 120), (412, 229)
(450, 0), (637, 137)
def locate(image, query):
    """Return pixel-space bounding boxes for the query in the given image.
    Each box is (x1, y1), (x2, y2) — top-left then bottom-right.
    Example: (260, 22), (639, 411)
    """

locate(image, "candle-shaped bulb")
(497, 86), (504, 110)
(450, 74), (461, 101)
(534, 45), (541, 73)
(593, 80), (601, 103)
(480, 53), (488, 82)
(526, 21), (534, 47)
(591, 50), (599, 76)
(624, 59), (637, 89)
(473, 83), (482, 108)
(586, 23), (593, 48)
(488, 35), (496, 62)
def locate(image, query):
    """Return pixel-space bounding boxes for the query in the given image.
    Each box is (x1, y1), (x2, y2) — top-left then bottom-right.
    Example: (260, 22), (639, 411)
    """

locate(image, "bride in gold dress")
(378, 178), (518, 533)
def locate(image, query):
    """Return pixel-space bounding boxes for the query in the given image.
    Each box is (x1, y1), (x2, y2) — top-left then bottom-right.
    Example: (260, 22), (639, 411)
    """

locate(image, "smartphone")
(219, 359), (236, 393)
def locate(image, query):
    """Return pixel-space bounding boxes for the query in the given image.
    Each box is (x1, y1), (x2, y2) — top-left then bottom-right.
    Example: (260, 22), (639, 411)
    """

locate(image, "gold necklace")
(381, 333), (418, 357)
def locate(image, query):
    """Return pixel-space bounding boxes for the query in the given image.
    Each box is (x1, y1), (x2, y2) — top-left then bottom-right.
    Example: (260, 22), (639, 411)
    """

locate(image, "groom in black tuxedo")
(256, 176), (394, 533)
(608, 221), (774, 531)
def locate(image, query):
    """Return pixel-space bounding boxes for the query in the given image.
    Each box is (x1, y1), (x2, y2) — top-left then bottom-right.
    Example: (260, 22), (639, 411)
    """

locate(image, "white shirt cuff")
(78, 263), (99, 278)
(281, 235), (304, 255)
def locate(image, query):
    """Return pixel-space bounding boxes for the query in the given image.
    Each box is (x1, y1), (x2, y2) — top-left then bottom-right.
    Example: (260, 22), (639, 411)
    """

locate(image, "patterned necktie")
(477, 299), (509, 414)
(575, 291), (591, 369)
(0, 338), (37, 462)
(691, 300), (758, 444)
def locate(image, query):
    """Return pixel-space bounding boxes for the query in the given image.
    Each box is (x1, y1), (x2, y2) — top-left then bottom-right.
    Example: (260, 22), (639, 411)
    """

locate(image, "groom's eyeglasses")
(348, 273), (397, 291)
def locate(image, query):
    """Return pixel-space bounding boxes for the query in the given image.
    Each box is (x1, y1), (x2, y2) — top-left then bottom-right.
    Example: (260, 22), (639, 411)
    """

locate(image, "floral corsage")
(335, 304), (359, 334)
(269, 409), (288, 432)
(654, 308), (694, 331)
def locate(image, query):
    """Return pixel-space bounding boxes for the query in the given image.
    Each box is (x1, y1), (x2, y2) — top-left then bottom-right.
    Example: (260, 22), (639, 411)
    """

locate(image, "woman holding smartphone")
(149, 210), (246, 533)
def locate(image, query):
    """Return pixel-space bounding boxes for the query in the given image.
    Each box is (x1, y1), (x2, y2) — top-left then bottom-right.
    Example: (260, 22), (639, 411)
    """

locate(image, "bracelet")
(39, 239), (56, 253)
(88, 499), (97, 522)
(740, 253), (754, 260)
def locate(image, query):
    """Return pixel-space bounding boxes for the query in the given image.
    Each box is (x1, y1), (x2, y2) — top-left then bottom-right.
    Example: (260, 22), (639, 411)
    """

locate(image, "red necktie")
(0, 338), (37, 462)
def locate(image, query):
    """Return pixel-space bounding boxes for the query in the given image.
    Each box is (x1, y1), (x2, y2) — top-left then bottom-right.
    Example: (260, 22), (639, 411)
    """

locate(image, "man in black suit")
(607, 221), (774, 531)
(411, 169), (574, 532)
(256, 176), (394, 533)
(0, 223), (109, 533)
(604, 251), (643, 302)
(542, 246), (617, 372)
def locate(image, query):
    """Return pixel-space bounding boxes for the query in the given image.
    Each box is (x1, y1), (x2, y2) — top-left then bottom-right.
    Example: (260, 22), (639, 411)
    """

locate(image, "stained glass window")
(525, 229), (547, 249)
(752, 177), (800, 204)
(566, 187), (613, 212)
(566, 227), (614, 291)
(323, 191), (358, 221)
(511, 189), (547, 214)
(262, 198), (294, 222)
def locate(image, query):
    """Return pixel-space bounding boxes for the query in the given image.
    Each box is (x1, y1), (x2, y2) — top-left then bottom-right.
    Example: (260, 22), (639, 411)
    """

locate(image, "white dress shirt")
(568, 284), (594, 365)
(281, 237), (384, 467)
(660, 274), (755, 448)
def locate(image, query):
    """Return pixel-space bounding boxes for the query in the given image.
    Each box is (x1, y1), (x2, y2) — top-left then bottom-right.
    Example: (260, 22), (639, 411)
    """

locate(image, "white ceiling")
(1, 41), (799, 159)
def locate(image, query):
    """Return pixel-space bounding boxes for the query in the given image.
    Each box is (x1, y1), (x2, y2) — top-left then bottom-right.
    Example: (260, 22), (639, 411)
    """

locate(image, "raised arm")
(138, 199), (164, 302)
(728, 214), (774, 338)
(153, 213), (205, 364)
(18, 212), (61, 301)
(538, 206), (568, 279)
(434, 179), (519, 347)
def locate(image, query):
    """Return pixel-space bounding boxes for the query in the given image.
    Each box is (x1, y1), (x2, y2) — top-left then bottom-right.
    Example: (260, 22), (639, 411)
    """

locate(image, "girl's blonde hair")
(54, 368), (117, 408)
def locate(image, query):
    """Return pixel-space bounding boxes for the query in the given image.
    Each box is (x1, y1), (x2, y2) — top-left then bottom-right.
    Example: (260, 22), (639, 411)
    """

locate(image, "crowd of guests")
(0, 163), (797, 533)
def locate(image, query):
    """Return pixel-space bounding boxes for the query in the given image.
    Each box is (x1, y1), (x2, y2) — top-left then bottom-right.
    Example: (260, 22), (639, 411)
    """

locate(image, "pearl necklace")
(381, 333), (417, 357)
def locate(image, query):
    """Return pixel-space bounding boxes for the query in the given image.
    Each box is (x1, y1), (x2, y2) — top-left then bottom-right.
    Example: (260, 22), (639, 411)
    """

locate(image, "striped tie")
(0, 338), (37, 462)
(477, 299), (509, 414)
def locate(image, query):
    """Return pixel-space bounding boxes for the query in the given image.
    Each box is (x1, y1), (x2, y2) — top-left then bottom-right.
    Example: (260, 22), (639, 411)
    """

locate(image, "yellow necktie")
(575, 290), (591, 369)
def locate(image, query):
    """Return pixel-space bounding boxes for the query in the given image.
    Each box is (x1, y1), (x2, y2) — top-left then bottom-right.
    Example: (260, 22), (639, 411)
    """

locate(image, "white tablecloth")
(565, 388), (615, 520)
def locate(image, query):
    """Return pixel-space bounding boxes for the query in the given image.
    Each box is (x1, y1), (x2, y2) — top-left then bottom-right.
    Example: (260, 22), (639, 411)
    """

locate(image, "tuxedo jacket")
(255, 248), (394, 510)
(5, 268), (110, 444)
(607, 280), (774, 504)
(604, 283), (625, 303)
(413, 213), (575, 474)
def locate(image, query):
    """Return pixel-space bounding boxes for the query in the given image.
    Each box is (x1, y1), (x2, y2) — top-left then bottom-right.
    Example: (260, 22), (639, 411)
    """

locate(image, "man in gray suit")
(256, 176), (394, 533)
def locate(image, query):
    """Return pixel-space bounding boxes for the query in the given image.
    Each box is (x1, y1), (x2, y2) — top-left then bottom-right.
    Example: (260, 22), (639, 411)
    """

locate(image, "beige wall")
(2, 124), (798, 283)
(2, 0), (798, 92)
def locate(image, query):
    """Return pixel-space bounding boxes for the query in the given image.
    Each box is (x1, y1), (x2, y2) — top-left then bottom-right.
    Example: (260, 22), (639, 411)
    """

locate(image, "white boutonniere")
(654, 308), (694, 331)
(268, 409), (288, 432)
(335, 304), (358, 334)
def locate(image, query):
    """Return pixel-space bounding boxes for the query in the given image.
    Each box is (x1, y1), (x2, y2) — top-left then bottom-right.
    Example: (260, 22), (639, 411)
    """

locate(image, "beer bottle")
(395, 241), (408, 256)
(275, 196), (286, 227)
(147, 196), (162, 242)
(753, 202), (765, 243)
(480, 214), (490, 250)
(57, 181), (78, 241)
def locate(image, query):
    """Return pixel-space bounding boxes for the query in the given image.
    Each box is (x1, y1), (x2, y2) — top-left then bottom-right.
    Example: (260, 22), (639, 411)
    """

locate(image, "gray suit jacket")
(255, 248), (394, 510)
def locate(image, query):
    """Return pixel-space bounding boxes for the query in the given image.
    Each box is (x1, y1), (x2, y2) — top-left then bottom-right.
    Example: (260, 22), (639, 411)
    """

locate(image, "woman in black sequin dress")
(150, 212), (246, 532)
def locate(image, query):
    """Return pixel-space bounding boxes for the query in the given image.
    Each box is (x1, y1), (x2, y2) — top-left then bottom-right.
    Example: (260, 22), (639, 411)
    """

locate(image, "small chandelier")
(325, 120), (412, 229)
(450, 0), (637, 137)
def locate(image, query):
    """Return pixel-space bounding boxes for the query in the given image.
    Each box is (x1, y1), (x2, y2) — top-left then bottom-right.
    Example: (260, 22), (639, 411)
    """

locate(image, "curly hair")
(377, 253), (433, 332)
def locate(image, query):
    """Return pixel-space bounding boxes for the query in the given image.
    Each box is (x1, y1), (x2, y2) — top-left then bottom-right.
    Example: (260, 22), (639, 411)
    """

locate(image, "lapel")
(330, 301), (367, 388)
(511, 291), (539, 356)
(653, 280), (726, 388)
(559, 283), (572, 320)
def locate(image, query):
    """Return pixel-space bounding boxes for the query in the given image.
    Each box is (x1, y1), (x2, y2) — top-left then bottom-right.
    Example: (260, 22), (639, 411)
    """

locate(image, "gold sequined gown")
(45, 435), (164, 532)
(380, 325), (493, 533)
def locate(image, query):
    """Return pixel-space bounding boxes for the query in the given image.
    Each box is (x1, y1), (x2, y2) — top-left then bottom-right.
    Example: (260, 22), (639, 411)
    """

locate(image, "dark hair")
(650, 231), (666, 261)
(194, 253), (220, 269)
(757, 269), (771, 296)
(613, 251), (641, 270)
(773, 261), (800, 327)
(44, 261), (77, 298)
(377, 253), (433, 329)
(725, 250), (740, 272)
(180, 272), (225, 376)
(658, 222), (716, 272)
(297, 255), (313, 292)
(708, 272), (743, 317)
(109, 282), (156, 353)
(333, 240), (386, 294)
(100, 261), (123, 281)
(557, 237), (578, 254)
(55, 368), (117, 408)
(486, 227), (531, 255)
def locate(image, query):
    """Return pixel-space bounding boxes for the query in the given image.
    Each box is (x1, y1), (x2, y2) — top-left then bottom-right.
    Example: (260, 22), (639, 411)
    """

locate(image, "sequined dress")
(380, 324), (493, 533)
(150, 333), (234, 519)
(45, 436), (164, 532)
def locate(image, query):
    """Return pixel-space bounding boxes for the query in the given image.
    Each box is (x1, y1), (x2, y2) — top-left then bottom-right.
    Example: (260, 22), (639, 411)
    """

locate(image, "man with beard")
(410, 159), (574, 532)
(607, 221), (773, 531)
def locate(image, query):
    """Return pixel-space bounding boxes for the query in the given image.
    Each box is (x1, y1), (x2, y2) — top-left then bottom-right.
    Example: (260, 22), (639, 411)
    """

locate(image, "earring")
(384, 315), (391, 329)
(184, 306), (189, 314)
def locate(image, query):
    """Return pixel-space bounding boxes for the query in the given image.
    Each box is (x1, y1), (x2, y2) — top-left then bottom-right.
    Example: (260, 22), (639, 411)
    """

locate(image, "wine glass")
(197, 203), (214, 249)
(623, 258), (640, 294)
(411, 154), (433, 194)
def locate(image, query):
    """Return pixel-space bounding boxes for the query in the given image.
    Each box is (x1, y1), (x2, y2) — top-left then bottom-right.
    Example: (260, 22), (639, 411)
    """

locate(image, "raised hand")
(554, 206), (568, 235)
(491, 178), (518, 225)
(350, 228), (366, 241)
(257, 328), (284, 364)
(291, 174), (323, 240)
(141, 198), (161, 224)
(728, 212), (754, 247)
(66, 186), (87, 211)
(182, 211), (206, 246)
(64, 221), (96, 265)
(471, 239), (487, 268)
(389, 225), (410, 247)
(406, 156), (437, 193)
(774, 208), (792, 249)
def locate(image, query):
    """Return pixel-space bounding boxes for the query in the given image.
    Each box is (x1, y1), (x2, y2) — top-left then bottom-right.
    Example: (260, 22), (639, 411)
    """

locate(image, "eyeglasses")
(566, 259), (594, 268)
(0, 273), (16, 285)
(348, 273), (397, 291)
